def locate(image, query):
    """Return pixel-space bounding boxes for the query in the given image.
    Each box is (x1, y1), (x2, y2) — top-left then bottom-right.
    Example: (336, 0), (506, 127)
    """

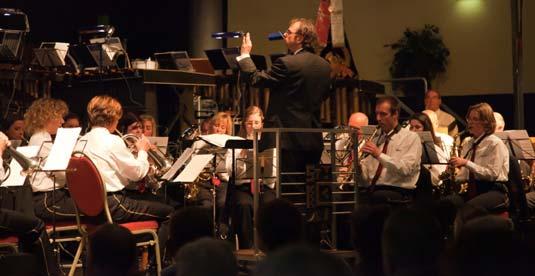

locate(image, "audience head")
(167, 206), (213, 257)
(466, 102), (496, 137)
(87, 223), (137, 276)
(1, 113), (25, 140)
(63, 112), (81, 128)
(285, 18), (318, 53)
(175, 237), (237, 276)
(139, 114), (157, 136)
(256, 198), (303, 252)
(239, 105), (264, 139)
(24, 98), (68, 136)
(254, 244), (353, 276)
(382, 207), (443, 276)
(455, 214), (514, 276)
(424, 90), (442, 112)
(375, 96), (400, 133)
(119, 112), (142, 137)
(493, 112), (505, 132)
(87, 95), (123, 131)
(351, 204), (390, 274)
(210, 112), (233, 135)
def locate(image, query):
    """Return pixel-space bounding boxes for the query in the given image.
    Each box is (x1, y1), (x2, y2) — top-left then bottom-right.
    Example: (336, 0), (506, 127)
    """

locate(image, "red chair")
(65, 154), (162, 275)
(0, 236), (19, 254)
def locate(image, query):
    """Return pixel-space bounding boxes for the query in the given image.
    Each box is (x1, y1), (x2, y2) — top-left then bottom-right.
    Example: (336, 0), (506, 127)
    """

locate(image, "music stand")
(154, 51), (194, 71)
(34, 42), (70, 67)
(204, 48), (240, 71)
(495, 130), (535, 160)
(417, 131), (444, 165)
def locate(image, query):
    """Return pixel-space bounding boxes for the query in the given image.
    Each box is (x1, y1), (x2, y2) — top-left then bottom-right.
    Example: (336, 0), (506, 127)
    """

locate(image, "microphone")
(211, 31), (244, 40)
(268, 31), (284, 41)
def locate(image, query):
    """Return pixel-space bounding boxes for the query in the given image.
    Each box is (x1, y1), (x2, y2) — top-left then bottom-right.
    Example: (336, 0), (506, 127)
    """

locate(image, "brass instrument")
(439, 131), (468, 195)
(337, 125), (380, 189)
(117, 131), (174, 189)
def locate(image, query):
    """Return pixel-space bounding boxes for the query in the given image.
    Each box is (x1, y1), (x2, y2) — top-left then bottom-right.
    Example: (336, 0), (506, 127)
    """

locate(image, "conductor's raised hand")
(240, 32), (252, 55)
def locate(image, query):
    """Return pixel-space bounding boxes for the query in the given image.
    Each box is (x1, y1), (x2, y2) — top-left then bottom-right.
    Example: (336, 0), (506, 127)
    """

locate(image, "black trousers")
(0, 208), (62, 276)
(33, 189), (78, 222)
(232, 185), (276, 249)
(367, 185), (414, 206)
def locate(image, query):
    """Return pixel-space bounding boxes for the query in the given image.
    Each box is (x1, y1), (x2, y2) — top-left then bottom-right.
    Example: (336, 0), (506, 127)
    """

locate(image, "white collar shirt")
(360, 127), (422, 189)
(456, 134), (509, 182)
(80, 127), (149, 192)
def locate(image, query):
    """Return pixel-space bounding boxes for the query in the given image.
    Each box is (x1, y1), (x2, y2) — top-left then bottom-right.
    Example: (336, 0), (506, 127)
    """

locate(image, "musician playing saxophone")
(360, 96), (422, 204)
(448, 103), (509, 211)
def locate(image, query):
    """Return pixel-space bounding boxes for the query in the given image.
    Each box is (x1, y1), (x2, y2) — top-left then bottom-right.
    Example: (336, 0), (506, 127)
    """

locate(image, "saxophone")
(439, 131), (467, 195)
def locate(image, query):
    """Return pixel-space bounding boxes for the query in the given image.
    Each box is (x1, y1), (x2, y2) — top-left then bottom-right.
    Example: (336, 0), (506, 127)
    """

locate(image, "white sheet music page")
(161, 148), (194, 181)
(147, 136), (169, 154)
(3, 146), (40, 187)
(200, 134), (244, 148)
(172, 154), (214, 183)
(42, 127), (81, 171)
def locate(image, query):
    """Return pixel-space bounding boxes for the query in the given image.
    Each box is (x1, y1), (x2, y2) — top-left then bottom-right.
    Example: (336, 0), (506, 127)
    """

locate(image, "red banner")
(315, 0), (331, 48)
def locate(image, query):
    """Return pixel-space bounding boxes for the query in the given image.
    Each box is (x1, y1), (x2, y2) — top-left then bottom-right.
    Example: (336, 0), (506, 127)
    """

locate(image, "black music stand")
(154, 51), (194, 71)
(417, 131), (445, 165)
(495, 130), (535, 161)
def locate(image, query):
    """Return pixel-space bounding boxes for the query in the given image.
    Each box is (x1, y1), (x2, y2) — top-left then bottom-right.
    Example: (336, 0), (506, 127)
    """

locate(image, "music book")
(2, 146), (40, 187)
(42, 127), (81, 171)
(495, 130), (535, 160)
(172, 154), (214, 183)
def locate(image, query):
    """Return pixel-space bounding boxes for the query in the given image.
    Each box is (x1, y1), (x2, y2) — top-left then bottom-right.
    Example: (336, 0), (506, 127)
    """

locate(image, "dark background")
(6, 0), (191, 59)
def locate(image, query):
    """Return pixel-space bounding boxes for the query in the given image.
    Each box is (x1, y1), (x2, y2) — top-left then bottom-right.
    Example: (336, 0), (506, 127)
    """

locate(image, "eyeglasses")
(284, 29), (300, 36)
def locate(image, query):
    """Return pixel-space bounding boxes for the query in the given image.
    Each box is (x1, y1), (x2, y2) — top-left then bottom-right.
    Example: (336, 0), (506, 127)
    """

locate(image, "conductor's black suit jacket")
(238, 50), (331, 152)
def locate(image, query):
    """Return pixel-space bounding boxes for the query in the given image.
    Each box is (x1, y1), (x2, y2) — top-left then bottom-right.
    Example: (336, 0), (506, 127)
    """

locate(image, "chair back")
(66, 155), (108, 219)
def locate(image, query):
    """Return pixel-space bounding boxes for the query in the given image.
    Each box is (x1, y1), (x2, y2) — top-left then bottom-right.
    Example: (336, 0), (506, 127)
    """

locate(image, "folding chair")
(65, 153), (162, 275)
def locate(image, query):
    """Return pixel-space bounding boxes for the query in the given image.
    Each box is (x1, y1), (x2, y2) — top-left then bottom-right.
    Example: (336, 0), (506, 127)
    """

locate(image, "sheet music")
(417, 131), (442, 164)
(147, 136), (169, 154)
(42, 127), (81, 171)
(2, 146), (40, 187)
(506, 130), (535, 160)
(172, 154), (214, 183)
(161, 148), (194, 181)
(200, 134), (244, 148)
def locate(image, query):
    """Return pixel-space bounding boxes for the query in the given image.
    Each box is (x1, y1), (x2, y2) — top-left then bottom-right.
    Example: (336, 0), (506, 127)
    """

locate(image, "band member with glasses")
(237, 17), (331, 178)
(360, 96), (422, 204)
(24, 98), (79, 221)
(449, 103), (509, 212)
(229, 106), (276, 248)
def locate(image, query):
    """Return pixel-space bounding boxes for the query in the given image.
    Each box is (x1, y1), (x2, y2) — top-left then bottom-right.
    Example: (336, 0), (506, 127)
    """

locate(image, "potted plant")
(388, 24), (450, 96)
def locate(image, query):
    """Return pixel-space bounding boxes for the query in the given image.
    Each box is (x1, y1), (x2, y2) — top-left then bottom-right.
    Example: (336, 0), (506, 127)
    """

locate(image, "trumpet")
(359, 125), (381, 160)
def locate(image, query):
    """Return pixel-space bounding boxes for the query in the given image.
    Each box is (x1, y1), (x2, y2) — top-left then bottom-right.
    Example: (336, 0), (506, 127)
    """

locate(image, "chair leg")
(149, 230), (162, 276)
(68, 237), (85, 276)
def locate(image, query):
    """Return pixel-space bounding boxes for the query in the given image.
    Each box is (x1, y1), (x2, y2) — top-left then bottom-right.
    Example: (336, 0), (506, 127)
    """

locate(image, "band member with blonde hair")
(140, 114), (157, 137)
(80, 95), (173, 224)
(210, 112), (233, 136)
(230, 106), (275, 248)
(24, 98), (77, 221)
(0, 132), (63, 276)
(449, 102), (509, 211)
